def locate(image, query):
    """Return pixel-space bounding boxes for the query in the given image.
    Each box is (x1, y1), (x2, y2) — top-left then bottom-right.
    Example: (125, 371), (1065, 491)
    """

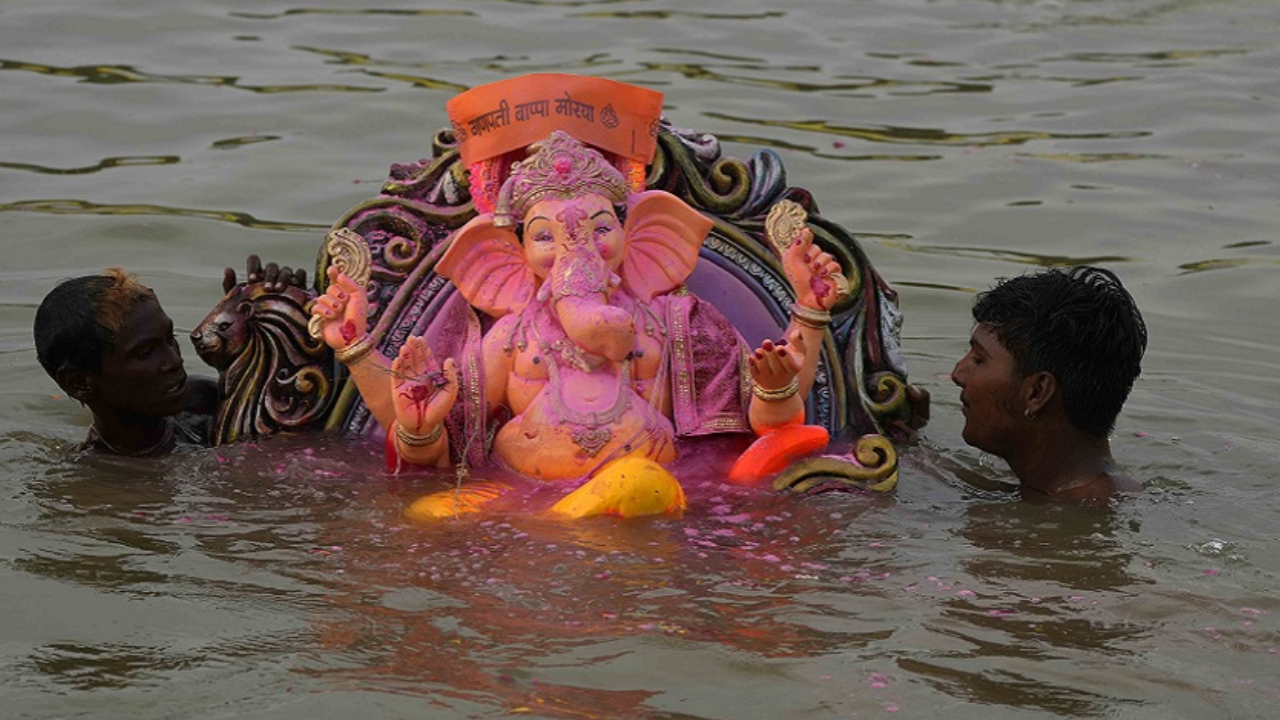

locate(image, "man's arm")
(183, 376), (220, 416)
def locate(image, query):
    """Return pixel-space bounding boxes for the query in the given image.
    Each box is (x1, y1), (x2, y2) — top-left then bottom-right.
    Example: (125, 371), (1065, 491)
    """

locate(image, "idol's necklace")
(531, 323), (632, 459)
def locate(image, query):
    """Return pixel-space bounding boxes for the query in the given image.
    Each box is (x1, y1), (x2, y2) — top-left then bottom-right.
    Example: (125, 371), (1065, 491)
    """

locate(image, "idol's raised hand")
(749, 329), (808, 397)
(746, 328), (810, 429)
(782, 229), (845, 312)
(391, 336), (459, 440)
(310, 266), (370, 354)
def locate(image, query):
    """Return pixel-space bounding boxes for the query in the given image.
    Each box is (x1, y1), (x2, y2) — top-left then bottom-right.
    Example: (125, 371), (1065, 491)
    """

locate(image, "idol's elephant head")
(437, 132), (712, 361)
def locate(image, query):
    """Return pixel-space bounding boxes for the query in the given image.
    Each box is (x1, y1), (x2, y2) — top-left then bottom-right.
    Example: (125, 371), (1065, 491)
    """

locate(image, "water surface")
(3, 0), (1279, 718)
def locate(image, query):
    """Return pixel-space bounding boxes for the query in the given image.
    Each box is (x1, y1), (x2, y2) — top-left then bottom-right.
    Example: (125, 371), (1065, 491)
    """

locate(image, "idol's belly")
(493, 394), (676, 481)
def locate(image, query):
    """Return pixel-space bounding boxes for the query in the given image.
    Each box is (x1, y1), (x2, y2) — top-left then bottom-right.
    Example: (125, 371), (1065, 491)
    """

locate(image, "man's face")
(95, 297), (188, 418)
(951, 323), (1025, 456)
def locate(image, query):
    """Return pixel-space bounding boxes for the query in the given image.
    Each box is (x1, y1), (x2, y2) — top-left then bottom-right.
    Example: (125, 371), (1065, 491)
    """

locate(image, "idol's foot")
(405, 481), (509, 521)
(550, 458), (687, 519)
(727, 424), (830, 485)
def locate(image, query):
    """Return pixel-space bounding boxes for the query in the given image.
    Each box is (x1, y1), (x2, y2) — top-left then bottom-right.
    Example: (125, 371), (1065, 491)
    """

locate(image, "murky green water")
(3, 1), (1279, 718)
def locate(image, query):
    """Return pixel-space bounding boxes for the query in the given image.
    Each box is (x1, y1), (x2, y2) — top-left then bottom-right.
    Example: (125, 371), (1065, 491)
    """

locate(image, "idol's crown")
(494, 131), (628, 227)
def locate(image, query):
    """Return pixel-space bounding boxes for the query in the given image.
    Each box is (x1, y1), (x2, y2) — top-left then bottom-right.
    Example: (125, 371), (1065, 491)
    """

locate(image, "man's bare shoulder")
(1025, 470), (1142, 506)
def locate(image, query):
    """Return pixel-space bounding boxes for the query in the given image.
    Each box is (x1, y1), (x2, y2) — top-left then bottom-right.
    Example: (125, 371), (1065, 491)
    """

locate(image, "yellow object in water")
(404, 481), (508, 521)
(551, 458), (687, 519)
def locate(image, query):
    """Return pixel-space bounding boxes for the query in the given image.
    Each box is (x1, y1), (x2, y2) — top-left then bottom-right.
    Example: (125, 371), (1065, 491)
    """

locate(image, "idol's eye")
(593, 223), (614, 237)
(532, 229), (554, 244)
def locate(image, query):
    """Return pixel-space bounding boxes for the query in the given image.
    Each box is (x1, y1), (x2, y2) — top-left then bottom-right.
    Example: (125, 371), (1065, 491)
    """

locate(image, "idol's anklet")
(789, 302), (831, 330)
(395, 421), (444, 447)
(335, 334), (375, 364)
(752, 375), (801, 402)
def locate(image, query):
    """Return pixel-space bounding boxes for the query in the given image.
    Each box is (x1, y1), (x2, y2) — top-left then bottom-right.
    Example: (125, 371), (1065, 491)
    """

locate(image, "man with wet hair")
(951, 266), (1148, 502)
(34, 268), (216, 456)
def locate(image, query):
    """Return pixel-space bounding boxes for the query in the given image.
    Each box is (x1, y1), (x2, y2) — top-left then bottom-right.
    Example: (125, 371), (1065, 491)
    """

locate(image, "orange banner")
(446, 74), (665, 166)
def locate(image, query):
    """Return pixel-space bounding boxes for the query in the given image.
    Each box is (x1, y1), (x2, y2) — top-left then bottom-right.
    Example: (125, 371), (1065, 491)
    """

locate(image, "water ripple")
(643, 62), (991, 96)
(886, 241), (1132, 269)
(708, 113), (1150, 148)
(1, 58), (382, 93)
(0, 156), (179, 175)
(0, 200), (324, 233)
(230, 8), (474, 20)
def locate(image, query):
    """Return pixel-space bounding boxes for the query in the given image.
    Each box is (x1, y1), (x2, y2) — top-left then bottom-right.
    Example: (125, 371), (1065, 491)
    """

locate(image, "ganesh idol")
(309, 87), (845, 520)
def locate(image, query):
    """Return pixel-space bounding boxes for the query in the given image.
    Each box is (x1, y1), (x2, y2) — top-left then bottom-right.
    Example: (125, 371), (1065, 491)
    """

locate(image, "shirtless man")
(951, 266), (1148, 503)
(34, 268), (217, 455)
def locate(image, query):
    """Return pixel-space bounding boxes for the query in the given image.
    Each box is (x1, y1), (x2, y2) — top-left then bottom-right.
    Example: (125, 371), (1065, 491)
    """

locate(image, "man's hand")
(887, 384), (931, 442)
(223, 254), (308, 294)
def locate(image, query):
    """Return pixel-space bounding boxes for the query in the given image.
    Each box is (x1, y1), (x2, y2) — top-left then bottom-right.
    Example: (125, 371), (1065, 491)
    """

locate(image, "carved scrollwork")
(772, 434), (899, 494)
(324, 227), (373, 288)
(193, 283), (335, 445)
(197, 97), (916, 452)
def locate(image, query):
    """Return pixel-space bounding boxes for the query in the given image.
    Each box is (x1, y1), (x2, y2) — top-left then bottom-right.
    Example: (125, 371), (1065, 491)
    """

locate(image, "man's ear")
(56, 367), (98, 404)
(1022, 370), (1057, 418)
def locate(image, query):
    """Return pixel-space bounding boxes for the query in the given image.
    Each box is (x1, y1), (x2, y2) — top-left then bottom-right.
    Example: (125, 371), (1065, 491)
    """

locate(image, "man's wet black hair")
(34, 268), (154, 379)
(972, 266), (1147, 438)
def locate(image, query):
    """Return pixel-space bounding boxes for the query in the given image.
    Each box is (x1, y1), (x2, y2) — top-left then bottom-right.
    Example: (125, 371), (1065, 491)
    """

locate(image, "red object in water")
(385, 431), (399, 473)
(727, 424), (830, 485)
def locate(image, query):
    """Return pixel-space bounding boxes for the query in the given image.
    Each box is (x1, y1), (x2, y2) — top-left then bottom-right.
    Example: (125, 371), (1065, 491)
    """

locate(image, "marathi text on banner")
(447, 74), (664, 166)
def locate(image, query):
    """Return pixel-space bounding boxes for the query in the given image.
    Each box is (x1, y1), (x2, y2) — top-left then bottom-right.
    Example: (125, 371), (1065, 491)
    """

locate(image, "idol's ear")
(436, 213), (537, 318)
(621, 190), (713, 302)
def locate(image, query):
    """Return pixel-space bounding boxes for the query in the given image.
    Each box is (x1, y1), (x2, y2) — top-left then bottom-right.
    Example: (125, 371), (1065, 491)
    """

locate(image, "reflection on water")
(892, 242), (1131, 268)
(959, 501), (1142, 593)
(1, 58), (386, 93)
(29, 642), (191, 691)
(5, 0), (1280, 717)
(0, 156), (179, 176)
(0, 199), (324, 232)
(711, 118), (1153, 147)
(229, 8), (476, 20)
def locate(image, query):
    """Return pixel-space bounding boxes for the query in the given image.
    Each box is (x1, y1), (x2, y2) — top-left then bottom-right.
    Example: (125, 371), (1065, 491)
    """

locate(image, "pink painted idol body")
(311, 129), (845, 518)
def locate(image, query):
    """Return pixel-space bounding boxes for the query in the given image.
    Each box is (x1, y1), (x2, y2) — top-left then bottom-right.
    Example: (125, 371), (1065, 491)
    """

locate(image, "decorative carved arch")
(313, 122), (910, 437)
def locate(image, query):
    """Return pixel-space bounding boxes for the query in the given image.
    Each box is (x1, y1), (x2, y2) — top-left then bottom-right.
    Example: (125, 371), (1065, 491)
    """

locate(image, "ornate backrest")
(315, 121), (911, 438)
(192, 282), (336, 445)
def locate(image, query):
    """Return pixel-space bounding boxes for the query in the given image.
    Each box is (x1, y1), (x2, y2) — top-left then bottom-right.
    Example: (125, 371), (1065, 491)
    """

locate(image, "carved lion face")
(191, 287), (254, 371)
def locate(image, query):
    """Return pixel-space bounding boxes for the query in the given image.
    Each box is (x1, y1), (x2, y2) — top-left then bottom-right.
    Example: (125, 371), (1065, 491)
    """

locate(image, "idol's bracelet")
(335, 333), (375, 364)
(395, 420), (444, 447)
(790, 302), (832, 330)
(752, 375), (801, 403)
